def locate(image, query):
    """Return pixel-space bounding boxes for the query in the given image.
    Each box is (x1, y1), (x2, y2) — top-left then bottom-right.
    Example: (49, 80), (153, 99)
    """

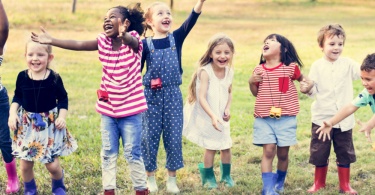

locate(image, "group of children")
(1, 0), (375, 195)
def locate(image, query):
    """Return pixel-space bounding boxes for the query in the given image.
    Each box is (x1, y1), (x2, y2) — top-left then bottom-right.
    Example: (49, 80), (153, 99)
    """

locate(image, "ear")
(125, 18), (131, 27)
(48, 54), (54, 63)
(145, 18), (153, 27)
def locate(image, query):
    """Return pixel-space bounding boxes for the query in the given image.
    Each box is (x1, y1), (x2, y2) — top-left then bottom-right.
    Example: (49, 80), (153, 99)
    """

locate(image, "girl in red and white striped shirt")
(248, 33), (313, 195)
(31, 4), (149, 195)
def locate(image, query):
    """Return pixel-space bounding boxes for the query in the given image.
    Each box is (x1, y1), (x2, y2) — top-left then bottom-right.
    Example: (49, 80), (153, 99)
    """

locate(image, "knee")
(45, 161), (61, 175)
(124, 143), (141, 162)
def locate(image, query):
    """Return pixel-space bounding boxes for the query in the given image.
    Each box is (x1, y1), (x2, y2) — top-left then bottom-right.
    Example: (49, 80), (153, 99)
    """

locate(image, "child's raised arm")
(316, 103), (359, 141)
(31, 27), (98, 51)
(193, 0), (206, 13)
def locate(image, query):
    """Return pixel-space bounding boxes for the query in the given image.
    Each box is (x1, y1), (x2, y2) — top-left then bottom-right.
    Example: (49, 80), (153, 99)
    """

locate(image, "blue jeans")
(100, 113), (147, 191)
(0, 87), (13, 163)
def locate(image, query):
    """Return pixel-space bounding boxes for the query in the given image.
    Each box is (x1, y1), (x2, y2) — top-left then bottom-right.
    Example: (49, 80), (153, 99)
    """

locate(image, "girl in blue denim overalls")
(141, 0), (206, 193)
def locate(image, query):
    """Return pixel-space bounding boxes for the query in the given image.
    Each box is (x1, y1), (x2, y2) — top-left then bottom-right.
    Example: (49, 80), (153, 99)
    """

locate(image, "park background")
(0, 0), (375, 194)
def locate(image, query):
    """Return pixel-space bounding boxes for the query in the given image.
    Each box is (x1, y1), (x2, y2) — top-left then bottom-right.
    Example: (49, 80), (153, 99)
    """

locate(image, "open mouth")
(263, 45), (269, 51)
(104, 24), (114, 32)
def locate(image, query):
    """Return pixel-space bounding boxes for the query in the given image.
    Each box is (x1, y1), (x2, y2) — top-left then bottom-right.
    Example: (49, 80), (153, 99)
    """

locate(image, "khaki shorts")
(309, 123), (356, 166)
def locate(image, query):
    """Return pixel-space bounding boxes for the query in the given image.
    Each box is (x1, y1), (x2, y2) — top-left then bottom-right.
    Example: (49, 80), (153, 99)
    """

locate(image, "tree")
(72, 0), (77, 13)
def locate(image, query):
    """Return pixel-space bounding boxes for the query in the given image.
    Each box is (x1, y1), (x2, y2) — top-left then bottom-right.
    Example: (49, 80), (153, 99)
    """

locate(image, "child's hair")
(317, 24), (346, 47)
(360, 53), (375, 72)
(187, 33), (235, 104)
(259, 33), (303, 67)
(143, 1), (169, 35)
(112, 3), (145, 36)
(25, 39), (52, 54)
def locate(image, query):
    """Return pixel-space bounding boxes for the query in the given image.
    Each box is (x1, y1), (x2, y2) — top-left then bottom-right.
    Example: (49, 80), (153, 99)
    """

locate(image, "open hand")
(117, 18), (129, 39)
(31, 27), (53, 44)
(316, 121), (333, 142)
(211, 116), (223, 132)
(357, 120), (373, 142)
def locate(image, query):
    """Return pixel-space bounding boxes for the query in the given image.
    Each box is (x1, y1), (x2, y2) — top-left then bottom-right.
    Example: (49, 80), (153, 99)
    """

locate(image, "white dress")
(183, 64), (233, 150)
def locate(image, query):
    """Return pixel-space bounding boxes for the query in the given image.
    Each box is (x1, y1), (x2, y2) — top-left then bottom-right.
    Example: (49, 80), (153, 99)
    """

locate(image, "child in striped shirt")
(248, 33), (313, 195)
(31, 3), (149, 195)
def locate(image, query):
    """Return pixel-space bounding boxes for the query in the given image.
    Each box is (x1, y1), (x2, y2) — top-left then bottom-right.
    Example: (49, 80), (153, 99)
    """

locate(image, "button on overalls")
(141, 34), (184, 171)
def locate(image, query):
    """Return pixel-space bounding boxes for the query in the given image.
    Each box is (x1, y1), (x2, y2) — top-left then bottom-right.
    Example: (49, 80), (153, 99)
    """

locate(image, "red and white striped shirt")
(253, 63), (301, 118)
(96, 31), (147, 118)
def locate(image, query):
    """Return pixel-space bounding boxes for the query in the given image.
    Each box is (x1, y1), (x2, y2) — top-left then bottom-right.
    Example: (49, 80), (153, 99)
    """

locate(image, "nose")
(361, 79), (367, 87)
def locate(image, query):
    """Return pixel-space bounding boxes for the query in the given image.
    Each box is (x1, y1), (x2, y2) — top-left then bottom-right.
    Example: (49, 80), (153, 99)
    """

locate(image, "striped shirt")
(96, 31), (147, 118)
(253, 63), (301, 118)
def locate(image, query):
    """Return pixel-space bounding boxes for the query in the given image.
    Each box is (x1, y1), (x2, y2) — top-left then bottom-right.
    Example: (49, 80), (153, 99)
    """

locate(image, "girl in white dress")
(183, 33), (235, 189)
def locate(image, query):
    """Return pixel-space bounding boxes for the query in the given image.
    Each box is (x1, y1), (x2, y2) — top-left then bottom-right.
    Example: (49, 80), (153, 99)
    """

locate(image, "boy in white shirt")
(304, 23), (360, 194)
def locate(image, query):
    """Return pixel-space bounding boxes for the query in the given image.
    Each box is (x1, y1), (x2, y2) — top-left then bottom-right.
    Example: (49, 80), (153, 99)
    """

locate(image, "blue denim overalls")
(141, 34), (184, 172)
(0, 85), (12, 163)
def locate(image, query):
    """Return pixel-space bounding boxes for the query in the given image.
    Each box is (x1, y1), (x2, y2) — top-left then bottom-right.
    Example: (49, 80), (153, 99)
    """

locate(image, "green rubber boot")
(198, 163), (218, 189)
(220, 162), (235, 187)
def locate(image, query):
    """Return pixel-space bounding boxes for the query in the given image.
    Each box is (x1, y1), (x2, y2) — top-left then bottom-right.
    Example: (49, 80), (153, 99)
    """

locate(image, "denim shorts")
(253, 116), (297, 147)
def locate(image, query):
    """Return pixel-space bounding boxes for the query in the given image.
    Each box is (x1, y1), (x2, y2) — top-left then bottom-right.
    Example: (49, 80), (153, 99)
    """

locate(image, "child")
(7, 40), (77, 194)
(31, 4), (149, 195)
(183, 33), (235, 189)
(248, 33), (312, 194)
(140, 0), (206, 193)
(316, 53), (375, 195)
(304, 24), (360, 194)
(0, 0), (20, 194)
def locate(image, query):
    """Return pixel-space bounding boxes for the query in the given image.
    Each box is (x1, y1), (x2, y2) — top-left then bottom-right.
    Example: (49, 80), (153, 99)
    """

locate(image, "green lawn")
(1, 0), (375, 194)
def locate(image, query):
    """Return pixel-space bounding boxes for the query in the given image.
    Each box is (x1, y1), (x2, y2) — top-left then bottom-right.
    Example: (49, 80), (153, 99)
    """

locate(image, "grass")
(1, 0), (375, 194)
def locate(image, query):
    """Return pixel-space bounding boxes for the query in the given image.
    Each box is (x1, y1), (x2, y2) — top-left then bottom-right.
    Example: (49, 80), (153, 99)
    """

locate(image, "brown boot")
(135, 188), (149, 195)
(104, 189), (115, 195)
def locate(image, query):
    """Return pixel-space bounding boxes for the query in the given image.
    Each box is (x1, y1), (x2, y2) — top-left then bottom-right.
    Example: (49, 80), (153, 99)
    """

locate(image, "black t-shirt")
(12, 69), (68, 112)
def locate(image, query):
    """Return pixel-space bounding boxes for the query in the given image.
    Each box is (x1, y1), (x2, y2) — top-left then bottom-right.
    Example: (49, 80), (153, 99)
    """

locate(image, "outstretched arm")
(193, 0), (206, 13)
(31, 27), (98, 51)
(316, 103), (359, 141)
(358, 115), (375, 142)
(0, 0), (9, 55)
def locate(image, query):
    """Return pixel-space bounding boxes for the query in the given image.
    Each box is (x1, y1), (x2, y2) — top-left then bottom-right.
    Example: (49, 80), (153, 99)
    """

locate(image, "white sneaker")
(147, 176), (158, 193)
(166, 176), (180, 194)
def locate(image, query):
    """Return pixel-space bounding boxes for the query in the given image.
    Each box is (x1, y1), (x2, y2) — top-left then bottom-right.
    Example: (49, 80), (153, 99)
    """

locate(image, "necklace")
(30, 69), (48, 113)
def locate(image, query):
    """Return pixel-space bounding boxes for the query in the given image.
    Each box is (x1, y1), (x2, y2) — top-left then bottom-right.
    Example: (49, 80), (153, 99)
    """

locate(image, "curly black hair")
(112, 3), (145, 36)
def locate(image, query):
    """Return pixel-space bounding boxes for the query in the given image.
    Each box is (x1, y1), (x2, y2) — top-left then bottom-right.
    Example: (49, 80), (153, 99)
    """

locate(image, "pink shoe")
(4, 158), (20, 194)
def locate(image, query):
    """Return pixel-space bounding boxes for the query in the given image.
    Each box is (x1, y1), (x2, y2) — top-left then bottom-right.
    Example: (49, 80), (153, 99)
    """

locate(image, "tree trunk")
(72, 0), (77, 13)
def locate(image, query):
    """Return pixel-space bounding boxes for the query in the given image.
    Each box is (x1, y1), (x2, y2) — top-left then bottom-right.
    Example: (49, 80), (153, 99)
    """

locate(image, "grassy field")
(1, 0), (375, 194)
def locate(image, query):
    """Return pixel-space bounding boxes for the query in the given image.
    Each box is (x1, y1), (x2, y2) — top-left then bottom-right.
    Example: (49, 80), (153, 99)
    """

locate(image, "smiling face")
(262, 35), (281, 61)
(146, 3), (172, 37)
(361, 69), (375, 95)
(103, 8), (122, 38)
(210, 43), (233, 69)
(320, 35), (344, 63)
(25, 42), (53, 74)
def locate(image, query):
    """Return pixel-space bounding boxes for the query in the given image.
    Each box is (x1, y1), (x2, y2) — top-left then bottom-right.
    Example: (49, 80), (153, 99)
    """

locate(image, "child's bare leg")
(20, 159), (34, 182)
(261, 144), (276, 172)
(276, 146), (290, 171)
(220, 149), (231, 163)
(204, 149), (216, 168)
(45, 157), (63, 179)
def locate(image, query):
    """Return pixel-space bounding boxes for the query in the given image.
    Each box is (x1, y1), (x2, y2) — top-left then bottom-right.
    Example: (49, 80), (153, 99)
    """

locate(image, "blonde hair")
(187, 33), (235, 104)
(144, 1), (169, 36)
(317, 24), (346, 47)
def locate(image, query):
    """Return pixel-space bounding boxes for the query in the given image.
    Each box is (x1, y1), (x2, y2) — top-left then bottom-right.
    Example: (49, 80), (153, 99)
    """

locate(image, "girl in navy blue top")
(141, 0), (206, 193)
